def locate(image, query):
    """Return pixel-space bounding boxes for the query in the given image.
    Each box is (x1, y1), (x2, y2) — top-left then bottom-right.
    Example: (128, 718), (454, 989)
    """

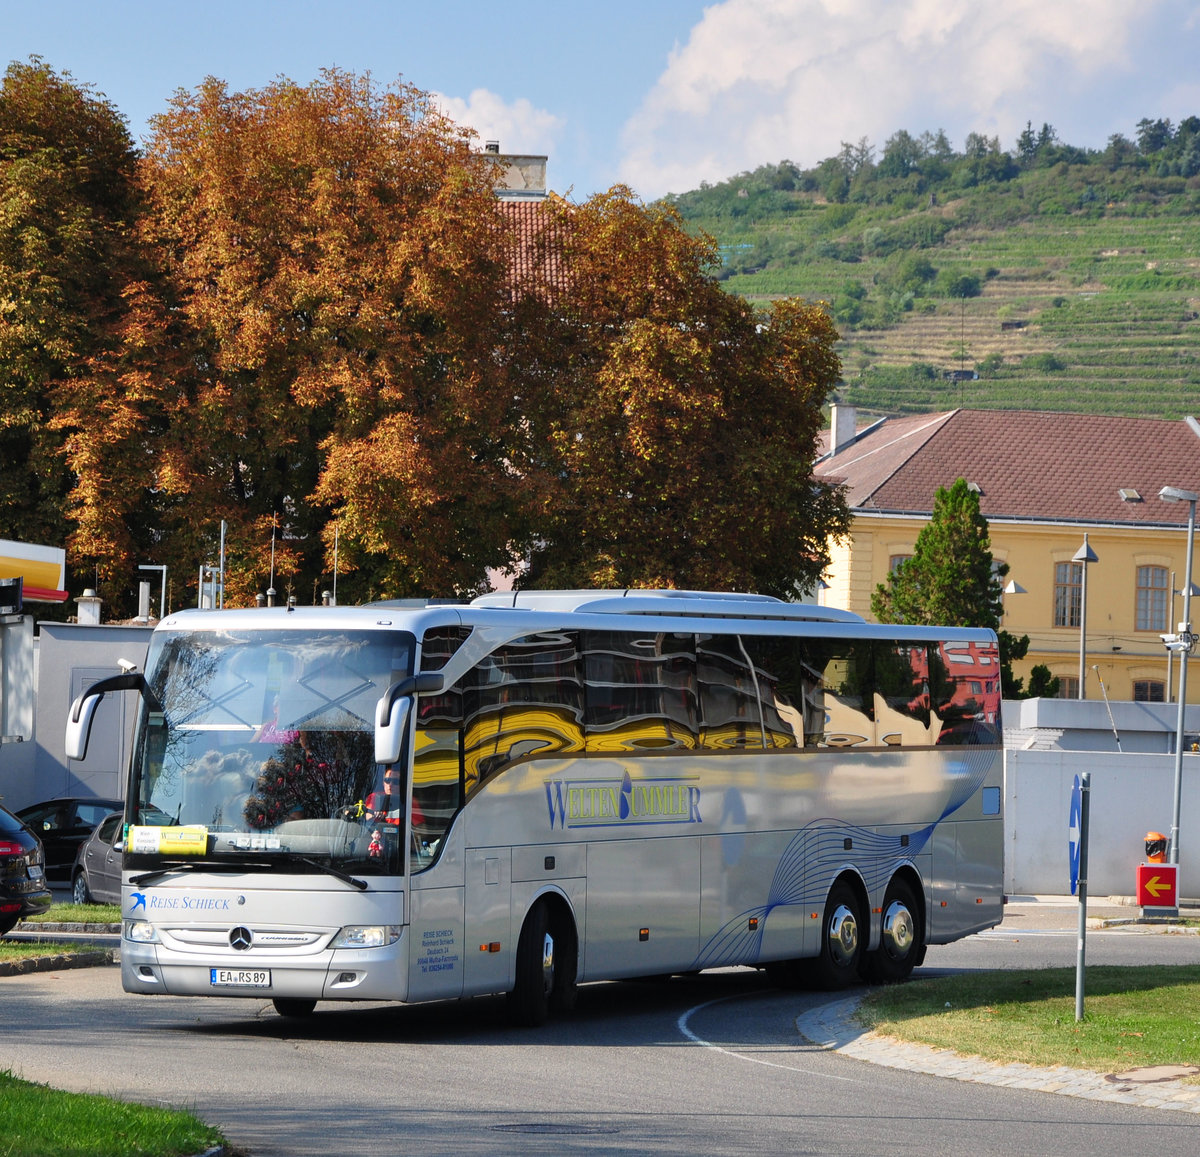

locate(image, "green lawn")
(0, 1070), (227, 1157)
(859, 966), (1200, 1074)
(0, 940), (99, 964)
(25, 902), (121, 924)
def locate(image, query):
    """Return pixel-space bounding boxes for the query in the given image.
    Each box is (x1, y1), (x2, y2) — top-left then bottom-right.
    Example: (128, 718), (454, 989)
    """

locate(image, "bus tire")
(549, 909), (578, 1015)
(509, 901), (557, 1027)
(806, 879), (864, 991)
(861, 878), (923, 985)
(272, 998), (316, 1018)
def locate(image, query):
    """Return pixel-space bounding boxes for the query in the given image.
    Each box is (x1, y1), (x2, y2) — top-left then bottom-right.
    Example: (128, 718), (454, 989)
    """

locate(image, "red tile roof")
(498, 199), (570, 300)
(815, 409), (1200, 526)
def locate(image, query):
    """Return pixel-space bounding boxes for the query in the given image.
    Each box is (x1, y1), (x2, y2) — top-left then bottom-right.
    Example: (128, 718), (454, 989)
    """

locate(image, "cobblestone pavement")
(796, 896), (1200, 1114)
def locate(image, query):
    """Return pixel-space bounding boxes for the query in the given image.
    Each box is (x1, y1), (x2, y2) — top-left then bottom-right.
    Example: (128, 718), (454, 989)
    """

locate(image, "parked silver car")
(71, 807), (174, 904)
(71, 812), (125, 905)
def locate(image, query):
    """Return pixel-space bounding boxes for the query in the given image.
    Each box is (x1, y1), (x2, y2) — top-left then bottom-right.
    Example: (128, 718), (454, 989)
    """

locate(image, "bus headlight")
(331, 925), (402, 949)
(124, 921), (159, 943)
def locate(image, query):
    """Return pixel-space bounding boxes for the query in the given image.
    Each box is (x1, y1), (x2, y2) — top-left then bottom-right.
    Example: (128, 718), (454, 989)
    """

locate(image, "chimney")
(76, 588), (102, 626)
(484, 140), (500, 154)
(830, 404), (857, 455)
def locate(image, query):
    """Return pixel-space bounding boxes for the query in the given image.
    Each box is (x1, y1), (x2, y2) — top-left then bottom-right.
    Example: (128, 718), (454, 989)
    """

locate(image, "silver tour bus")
(66, 589), (1003, 1024)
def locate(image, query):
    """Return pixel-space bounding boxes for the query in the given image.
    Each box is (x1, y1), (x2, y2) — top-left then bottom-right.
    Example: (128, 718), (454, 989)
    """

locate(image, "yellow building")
(813, 407), (1200, 703)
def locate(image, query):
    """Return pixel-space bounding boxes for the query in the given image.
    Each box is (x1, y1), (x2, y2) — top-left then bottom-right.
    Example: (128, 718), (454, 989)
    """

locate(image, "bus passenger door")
(464, 848), (512, 996)
(407, 872), (466, 1003)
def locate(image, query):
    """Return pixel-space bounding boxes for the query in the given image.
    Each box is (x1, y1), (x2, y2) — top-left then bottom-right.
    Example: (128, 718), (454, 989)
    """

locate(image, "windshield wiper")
(129, 854), (367, 890)
(280, 853), (368, 890)
(130, 859), (246, 886)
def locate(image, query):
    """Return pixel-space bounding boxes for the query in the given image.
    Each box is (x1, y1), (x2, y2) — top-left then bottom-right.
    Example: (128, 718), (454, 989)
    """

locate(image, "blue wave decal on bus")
(691, 746), (994, 969)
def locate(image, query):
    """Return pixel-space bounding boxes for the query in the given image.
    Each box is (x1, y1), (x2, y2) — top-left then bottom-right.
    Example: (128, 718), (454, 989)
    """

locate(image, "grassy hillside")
(668, 157), (1200, 419)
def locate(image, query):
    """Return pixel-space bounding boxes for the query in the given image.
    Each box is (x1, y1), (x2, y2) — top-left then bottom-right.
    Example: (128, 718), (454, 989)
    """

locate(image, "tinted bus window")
(801, 639), (874, 747)
(933, 639), (1002, 745)
(874, 643), (934, 746)
(462, 632), (584, 787)
(582, 631), (697, 751)
(413, 628), (470, 856)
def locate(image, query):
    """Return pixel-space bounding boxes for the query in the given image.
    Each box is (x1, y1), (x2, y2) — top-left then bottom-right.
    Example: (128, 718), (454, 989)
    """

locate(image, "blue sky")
(6, 1), (1200, 201)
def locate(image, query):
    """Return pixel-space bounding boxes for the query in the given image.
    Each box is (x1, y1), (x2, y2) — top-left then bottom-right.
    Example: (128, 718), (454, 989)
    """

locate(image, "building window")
(1133, 680), (1165, 703)
(1053, 562), (1082, 628)
(889, 554), (912, 573)
(1135, 566), (1169, 632)
(1056, 676), (1079, 699)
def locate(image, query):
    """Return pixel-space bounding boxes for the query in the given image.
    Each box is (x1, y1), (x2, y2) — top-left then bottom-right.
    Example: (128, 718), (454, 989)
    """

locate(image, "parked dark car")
(1, 804), (53, 935)
(16, 797), (123, 879)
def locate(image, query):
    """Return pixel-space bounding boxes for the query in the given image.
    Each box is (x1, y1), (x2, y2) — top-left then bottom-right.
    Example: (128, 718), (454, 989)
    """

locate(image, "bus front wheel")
(272, 998), (316, 1018)
(806, 880), (864, 991)
(509, 900), (570, 1027)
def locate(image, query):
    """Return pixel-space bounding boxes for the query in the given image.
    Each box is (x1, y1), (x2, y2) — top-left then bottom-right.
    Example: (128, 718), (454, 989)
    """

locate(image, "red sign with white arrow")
(1136, 863), (1178, 909)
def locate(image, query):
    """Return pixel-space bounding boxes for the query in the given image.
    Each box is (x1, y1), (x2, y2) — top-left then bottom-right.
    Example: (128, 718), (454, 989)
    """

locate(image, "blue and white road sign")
(1069, 774), (1082, 896)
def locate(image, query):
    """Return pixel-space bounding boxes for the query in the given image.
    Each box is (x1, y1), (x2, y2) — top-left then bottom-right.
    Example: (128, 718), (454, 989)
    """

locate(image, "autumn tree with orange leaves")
(0, 60), (148, 568)
(135, 70), (528, 605)
(4, 64), (848, 611)
(509, 188), (849, 597)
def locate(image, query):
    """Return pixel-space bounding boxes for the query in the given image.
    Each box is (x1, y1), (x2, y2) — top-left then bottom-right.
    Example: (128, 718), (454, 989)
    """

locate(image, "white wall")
(1005, 749), (1200, 897)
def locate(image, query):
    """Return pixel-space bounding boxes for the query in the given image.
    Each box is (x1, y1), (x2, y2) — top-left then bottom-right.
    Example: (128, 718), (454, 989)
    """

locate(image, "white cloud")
(432, 87), (564, 156)
(619, 0), (1196, 198)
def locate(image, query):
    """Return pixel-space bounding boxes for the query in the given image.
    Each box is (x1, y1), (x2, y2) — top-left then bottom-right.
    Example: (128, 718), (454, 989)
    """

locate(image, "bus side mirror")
(64, 672), (150, 761)
(374, 672), (444, 765)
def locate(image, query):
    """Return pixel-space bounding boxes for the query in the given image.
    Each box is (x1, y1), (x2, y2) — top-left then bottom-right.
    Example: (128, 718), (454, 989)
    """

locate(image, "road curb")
(0, 949), (117, 976)
(798, 994), (1200, 1114)
(17, 921), (122, 933)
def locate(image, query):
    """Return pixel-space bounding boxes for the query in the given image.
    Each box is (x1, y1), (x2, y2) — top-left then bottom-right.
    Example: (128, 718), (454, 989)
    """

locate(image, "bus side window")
(933, 640), (1002, 746)
(582, 631), (697, 751)
(802, 640), (874, 747)
(413, 628), (470, 856)
(741, 636), (804, 749)
(698, 635), (763, 749)
(874, 643), (933, 747)
(462, 632), (584, 788)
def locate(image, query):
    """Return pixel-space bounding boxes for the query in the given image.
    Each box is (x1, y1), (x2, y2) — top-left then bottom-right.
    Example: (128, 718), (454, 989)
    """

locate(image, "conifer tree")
(871, 477), (1029, 697)
(872, 478), (1003, 627)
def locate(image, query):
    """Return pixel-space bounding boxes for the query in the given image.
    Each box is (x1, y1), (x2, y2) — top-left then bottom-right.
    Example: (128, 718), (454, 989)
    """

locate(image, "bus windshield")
(130, 628), (415, 875)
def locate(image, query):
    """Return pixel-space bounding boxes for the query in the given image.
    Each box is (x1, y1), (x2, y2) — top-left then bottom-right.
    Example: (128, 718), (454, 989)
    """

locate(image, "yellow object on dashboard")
(129, 825), (209, 855)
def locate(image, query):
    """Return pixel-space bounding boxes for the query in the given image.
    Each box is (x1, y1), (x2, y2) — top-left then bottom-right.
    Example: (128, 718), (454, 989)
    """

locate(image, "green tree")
(1026, 664), (1061, 698)
(878, 130), (923, 179)
(940, 271), (981, 298)
(871, 478), (1028, 696)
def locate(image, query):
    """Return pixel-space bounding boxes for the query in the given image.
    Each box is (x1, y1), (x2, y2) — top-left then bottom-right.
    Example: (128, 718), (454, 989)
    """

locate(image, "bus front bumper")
(121, 931), (409, 1003)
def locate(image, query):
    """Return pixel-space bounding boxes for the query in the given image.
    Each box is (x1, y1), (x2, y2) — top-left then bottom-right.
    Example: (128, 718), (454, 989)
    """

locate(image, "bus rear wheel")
(509, 900), (574, 1026)
(805, 880), (864, 991)
(861, 878), (923, 984)
(272, 998), (316, 1018)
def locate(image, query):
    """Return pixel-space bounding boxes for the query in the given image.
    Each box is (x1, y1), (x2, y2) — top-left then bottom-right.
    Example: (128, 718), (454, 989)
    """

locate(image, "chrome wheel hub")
(881, 899), (915, 959)
(541, 931), (555, 994)
(828, 903), (859, 966)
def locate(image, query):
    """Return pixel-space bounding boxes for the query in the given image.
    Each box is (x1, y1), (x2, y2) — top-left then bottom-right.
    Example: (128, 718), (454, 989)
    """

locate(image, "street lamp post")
(1160, 486), (1198, 870)
(1073, 536), (1098, 699)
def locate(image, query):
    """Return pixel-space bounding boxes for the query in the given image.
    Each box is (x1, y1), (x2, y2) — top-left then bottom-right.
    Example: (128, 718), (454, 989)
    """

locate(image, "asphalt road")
(7, 905), (1200, 1157)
